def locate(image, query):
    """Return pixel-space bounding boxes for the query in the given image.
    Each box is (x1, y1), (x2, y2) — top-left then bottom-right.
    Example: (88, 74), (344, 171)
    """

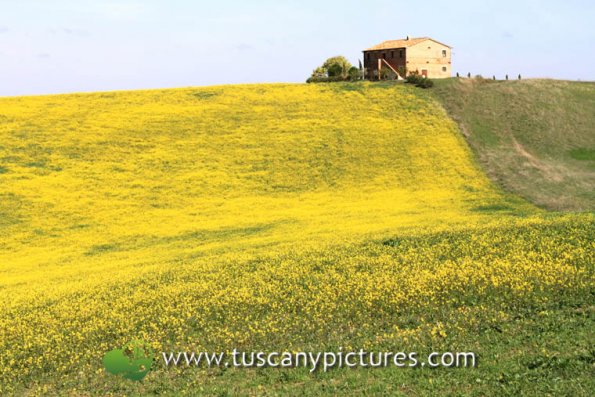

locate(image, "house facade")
(363, 37), (452, 79)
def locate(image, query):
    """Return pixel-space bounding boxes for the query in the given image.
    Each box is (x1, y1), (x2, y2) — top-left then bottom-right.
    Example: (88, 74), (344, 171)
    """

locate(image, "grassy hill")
(0, 83), (592, 395)
(429, 78), (595, 211)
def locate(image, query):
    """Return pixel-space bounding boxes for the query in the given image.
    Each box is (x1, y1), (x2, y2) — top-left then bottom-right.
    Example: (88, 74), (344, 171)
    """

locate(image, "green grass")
(569, 148), (595, 161)
(428, 78), (595, 211)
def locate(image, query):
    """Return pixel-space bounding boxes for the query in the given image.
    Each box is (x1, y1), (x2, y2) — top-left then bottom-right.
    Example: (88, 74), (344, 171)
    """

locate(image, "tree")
(308, 56), (353, 82)
(348, 66), (360, 81)
(327, 63), (343, 77)
(321, 56), (352, 78)
(311, 66), (327, 79)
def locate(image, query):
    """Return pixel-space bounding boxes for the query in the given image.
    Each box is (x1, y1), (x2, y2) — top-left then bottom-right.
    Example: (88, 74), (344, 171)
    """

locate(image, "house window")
(442, 49), (447, 57)
(382, 53), (386, 59)
(399, 50), (403, 58)
(442, 66), (447, 72)
(367, 53), (370, 61)
(391, 51), (394, 58)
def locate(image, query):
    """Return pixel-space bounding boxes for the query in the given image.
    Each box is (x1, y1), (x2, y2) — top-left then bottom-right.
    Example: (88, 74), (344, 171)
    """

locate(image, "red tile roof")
(364, 37), (451, 51)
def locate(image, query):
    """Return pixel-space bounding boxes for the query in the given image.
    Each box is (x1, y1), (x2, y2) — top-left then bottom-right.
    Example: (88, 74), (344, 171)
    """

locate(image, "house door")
(421, 69), (428, 78)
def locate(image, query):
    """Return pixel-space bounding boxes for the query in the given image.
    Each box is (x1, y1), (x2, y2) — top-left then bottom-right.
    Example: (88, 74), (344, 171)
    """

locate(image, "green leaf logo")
(103, 339), (153, 381)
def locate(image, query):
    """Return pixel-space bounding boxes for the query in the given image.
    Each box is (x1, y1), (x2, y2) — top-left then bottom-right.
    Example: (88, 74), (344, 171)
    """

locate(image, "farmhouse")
(363, 36), (452, 79)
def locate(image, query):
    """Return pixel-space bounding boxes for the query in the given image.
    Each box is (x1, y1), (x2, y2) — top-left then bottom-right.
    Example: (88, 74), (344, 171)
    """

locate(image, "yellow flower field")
(0, 83), (592, 394)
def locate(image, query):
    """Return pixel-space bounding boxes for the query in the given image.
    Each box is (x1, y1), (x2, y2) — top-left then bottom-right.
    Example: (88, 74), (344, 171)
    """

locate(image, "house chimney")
(406, 35), (409, 40)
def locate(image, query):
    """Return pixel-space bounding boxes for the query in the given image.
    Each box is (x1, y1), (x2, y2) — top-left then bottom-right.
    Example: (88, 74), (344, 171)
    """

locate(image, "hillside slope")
(430, 78), (595, 211)
(0, 83), (592, 395)
(0, 83), (529, 282)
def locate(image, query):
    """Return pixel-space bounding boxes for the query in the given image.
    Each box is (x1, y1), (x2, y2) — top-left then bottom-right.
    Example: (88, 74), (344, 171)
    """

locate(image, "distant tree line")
(456, 72), (522, 80)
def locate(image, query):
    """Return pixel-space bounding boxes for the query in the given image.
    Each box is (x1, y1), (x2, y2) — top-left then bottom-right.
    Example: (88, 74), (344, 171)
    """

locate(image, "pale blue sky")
(0, 0), (593, 96)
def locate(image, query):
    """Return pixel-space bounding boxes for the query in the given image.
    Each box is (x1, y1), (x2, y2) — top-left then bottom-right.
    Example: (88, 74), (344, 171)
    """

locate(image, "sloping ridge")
(430, 78), (595, 211)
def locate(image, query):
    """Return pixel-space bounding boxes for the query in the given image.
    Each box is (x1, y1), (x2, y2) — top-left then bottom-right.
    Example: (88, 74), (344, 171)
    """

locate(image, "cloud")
(234, 43), (253, 51)
(0, 26), (9, 33)
(37, 53), (51, 59)
(62, 27), (90, 37)
(100, 2), (145, 19)
(46, 27), (90, 37)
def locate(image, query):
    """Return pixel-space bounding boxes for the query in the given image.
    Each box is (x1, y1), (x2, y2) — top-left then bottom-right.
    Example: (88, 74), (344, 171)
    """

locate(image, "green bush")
(404, 71), (433, 89)
(348, 66), (360, 81)
(397, 66), (407, 79)
(416, 78), (434, 89)
(405, 72), (422, 85)
(306, 75), (346, 83)
(310, 66), (327, 79)
(327, 63), (343, 78)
